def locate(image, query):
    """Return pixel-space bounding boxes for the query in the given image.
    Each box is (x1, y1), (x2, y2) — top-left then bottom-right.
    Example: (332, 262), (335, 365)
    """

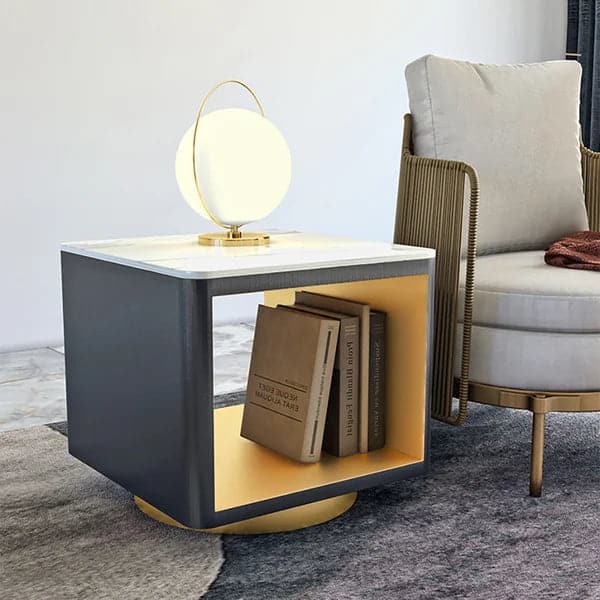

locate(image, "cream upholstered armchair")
(394, 55), (600, 496)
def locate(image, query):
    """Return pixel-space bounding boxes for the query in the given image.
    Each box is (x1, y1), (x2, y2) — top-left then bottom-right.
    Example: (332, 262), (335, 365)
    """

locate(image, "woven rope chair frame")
(394, 114), (600, 495)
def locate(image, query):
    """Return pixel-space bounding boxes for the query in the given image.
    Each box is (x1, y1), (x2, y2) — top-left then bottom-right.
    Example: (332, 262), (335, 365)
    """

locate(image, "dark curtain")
(568, 0), (600, 150)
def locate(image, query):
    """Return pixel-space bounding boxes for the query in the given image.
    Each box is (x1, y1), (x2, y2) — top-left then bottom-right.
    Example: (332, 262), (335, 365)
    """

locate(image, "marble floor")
(0, 322), (255, 433)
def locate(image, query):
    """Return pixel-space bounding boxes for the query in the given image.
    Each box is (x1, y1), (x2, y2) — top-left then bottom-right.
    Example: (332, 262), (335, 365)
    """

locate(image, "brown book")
(295, 291), (370, 453)
(368, 310), (386, 451)
(278, 304), (359, 457)
(241, 305), (340, 463)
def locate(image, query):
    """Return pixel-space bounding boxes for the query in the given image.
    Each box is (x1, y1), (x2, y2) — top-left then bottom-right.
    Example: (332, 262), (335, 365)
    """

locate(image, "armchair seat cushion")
(458, 250), (600, 332)
(454, 324), (600, 391)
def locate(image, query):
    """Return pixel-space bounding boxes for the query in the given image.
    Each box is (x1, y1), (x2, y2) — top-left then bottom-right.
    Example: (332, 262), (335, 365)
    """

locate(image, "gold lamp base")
(198, 229), (270, 247)
(134, 493), (357, 535)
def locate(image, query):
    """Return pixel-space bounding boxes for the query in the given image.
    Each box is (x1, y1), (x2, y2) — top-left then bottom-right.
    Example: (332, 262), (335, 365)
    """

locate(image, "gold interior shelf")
(214, 404), (421, 511)
(213, 275), (429, 512)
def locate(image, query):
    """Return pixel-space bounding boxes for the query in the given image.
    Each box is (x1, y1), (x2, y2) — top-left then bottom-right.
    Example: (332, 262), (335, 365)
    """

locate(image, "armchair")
(394, 55), (600, 496)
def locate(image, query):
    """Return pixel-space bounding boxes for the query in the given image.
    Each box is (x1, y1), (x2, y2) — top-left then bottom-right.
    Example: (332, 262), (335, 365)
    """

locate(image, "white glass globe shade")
(175, 108), (292, 227)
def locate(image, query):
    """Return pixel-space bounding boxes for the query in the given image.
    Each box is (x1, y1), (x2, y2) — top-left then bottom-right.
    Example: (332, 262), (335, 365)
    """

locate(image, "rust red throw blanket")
(545, 231), (600, 271)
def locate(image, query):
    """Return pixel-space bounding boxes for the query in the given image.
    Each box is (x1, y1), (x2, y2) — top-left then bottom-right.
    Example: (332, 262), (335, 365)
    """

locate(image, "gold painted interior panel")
(213, 275), (428, 512)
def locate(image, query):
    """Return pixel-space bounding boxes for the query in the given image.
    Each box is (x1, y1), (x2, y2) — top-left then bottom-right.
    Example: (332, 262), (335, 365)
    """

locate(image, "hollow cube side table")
(61, 232), (435, 531)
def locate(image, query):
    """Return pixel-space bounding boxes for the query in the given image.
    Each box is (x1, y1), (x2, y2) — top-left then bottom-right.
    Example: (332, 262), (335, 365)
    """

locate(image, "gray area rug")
(3, 398), (600, 599)
(0, 426), (223, 600)
(204, 403), (600, 600)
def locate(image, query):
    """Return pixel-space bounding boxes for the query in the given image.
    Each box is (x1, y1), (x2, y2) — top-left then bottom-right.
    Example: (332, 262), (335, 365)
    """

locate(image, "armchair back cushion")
(405, 55), (588, 255)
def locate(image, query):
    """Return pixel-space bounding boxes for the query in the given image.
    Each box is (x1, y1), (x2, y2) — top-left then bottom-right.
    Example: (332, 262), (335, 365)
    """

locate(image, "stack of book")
(240, 291), (386, 463)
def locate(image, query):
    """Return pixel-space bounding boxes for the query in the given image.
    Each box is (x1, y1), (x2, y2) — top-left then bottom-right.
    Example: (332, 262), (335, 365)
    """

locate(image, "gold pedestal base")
(134, 492), (357, 535)
(197, 232), (270, 246)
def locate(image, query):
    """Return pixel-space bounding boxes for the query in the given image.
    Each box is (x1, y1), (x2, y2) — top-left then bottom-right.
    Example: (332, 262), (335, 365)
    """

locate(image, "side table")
(61, 232), (434, 532)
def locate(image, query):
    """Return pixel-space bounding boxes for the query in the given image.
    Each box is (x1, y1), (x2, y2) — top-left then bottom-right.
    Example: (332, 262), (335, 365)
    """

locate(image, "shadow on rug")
(4, 399), (600, 599)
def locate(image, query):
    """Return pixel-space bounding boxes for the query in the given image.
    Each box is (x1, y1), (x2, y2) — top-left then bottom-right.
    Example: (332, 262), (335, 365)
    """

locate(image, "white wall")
(1, 0), (567, 352)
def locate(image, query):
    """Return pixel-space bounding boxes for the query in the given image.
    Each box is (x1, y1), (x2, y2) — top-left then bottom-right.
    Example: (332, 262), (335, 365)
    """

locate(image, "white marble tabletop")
(61, 232), (435, 280)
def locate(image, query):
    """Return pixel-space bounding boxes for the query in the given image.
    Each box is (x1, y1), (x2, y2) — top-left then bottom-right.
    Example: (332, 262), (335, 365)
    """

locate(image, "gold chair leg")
(530, 411), (545, 497)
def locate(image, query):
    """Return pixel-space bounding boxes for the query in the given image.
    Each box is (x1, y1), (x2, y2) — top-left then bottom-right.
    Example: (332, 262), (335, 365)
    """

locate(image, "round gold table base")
(197, 232), (270, 247)
(134, 492), (357, 535)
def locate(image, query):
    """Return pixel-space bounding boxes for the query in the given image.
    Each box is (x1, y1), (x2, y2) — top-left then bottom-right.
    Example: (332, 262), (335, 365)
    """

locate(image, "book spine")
(358, 312), (370, 454)
(301, 322), (339, 462)
(338, 320), (358, 456)
(368, 312), (386, 451)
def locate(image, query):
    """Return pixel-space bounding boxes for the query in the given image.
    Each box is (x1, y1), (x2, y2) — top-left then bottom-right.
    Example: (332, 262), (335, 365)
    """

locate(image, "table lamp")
(175, 80), (292, 246)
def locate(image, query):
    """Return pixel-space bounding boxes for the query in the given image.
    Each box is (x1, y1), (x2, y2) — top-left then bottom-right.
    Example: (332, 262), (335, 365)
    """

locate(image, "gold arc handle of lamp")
(191, 80), (266, 235)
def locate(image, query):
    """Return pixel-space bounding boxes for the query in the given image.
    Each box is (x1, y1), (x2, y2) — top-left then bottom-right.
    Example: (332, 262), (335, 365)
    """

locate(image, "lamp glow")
(175, 81), (292, 246)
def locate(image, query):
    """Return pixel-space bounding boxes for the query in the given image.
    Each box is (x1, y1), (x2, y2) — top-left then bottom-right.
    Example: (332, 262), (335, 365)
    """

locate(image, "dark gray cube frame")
(61, 251), (434, 528)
